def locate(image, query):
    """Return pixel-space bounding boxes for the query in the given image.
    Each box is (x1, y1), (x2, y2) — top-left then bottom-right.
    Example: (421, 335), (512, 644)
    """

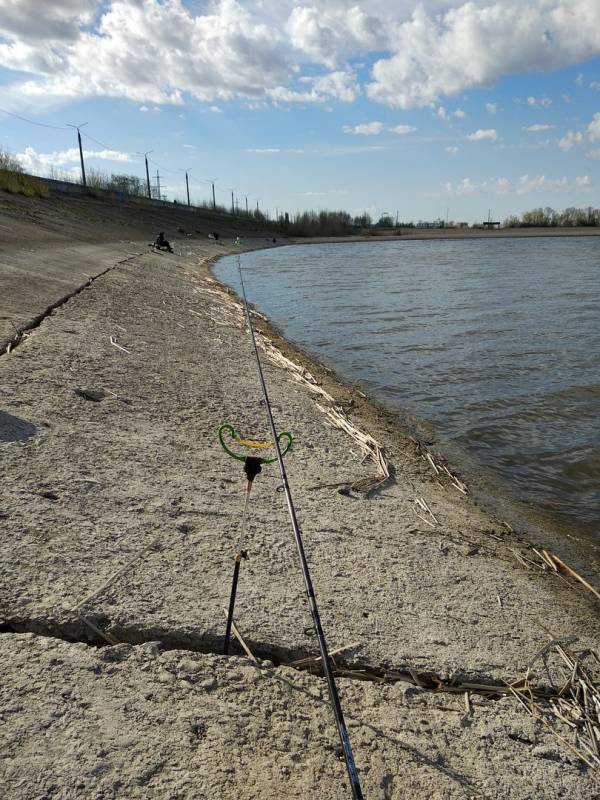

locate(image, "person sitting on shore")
(153, 232), (173, 253)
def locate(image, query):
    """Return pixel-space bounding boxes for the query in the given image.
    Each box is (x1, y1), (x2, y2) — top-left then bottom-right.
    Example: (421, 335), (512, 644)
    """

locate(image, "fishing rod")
(235, 256), (364, 800)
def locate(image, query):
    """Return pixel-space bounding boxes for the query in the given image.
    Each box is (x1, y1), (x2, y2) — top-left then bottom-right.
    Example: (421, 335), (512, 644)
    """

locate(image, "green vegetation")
(0, 150), (48, 198)
(504, 207), (600, 227)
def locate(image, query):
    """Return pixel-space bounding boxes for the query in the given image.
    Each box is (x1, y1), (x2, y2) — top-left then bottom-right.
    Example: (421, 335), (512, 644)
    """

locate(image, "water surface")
(216, 238), (600, 536)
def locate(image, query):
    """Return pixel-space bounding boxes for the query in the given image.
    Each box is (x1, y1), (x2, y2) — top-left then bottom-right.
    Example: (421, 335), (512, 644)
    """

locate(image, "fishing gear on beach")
(228, 255), (364, 800)
(217, 422), (293, 655)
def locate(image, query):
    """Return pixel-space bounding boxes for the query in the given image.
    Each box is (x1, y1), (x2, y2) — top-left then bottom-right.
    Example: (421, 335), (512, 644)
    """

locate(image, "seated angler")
(153, 231), (173, 253)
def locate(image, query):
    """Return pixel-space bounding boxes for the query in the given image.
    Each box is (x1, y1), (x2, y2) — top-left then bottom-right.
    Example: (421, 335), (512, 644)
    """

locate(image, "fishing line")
(235, 255), (364, 800)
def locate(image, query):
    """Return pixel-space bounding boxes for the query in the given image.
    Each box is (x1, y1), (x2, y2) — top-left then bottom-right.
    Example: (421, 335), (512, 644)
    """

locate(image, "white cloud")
(445, 173), (593, 196)
(486, 103), (497, 114)
(435, 105), (465, 120)
(269, 70), (359, 104)
(209, 105), (223, 113)
(0, 0), (597, 113)
(245, 147), (304, 154)
(0, 0), (98, 42)
(0, 0), (291, 106)
(389, 124), (416, 134)
(343, 121), (385, 135)
(455, 178), (480, 195)
(527, 96), (552, 107)
(516, 174), (592, 194)
(576, 73), (585, 86)
(342, 121), (416, 136)
(285, 5), (384, 68)
(298, 190), (348, 197)
(367, 2), (600, 108)
(559, 130), (583, 150)
(139, 105), (149, 112)
(588, 112), (600, 141)
(591, 82), (600, 90)
(587, 148), (600, 159)
(445, 176), (509, 196)
(467, 128), (497, 141)
(445, 146), (459, 155)
(524, 123), (555, 131)
(16, 145), (131, 173)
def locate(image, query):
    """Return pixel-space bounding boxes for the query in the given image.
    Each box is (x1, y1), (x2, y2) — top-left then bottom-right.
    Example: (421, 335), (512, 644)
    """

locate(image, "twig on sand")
(72, 538), (161, 613)
(511, 632), (600, 772)
(414, 497), (439, 526)
(222, 611), (258, 663)
(289, 642), (360, 669)
(548, 554), (600, 601)
(110, 336), (131, 354)
(77, 613), (119, 645)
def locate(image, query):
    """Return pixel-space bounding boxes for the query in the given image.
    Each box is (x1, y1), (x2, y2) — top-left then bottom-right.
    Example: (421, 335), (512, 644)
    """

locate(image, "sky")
(0, 0), (599, 223)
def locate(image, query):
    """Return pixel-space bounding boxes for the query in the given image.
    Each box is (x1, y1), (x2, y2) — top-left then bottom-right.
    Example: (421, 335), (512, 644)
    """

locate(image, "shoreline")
(210, 248), (600, 572)
(1, 189), (598, 796)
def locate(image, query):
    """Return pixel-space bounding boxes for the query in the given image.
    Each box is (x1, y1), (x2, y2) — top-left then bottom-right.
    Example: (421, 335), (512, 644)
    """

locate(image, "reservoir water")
(216, 237), (600, 538)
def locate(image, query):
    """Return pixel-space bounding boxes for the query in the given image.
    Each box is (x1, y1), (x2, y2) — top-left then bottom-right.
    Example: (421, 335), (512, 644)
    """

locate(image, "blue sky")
(0, 0), (599, 223)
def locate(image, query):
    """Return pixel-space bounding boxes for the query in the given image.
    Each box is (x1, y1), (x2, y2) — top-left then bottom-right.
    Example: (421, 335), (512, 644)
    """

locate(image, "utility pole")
(275, 207), (279, 222)
(231, 189), (235, 215)
(156, 170), (161, 201)
(138, 151), (152, 199)
(207, 178), (217, 209)
(244, 195), (248, 214)
(256, 200), (259, 213)
(67, 122), (88, 187)
(180, 167), (192, 207)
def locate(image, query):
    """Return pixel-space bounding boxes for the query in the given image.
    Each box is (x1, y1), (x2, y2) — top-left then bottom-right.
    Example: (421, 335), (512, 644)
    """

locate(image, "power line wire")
(148, 156), (180, 175)
(80, 130), (120, 151)
(0, 107), (68, 130)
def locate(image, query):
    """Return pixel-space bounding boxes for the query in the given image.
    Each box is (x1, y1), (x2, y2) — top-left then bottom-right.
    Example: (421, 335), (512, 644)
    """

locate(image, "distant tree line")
(281, 210), (356, 236)
(504, 207), (600, 227)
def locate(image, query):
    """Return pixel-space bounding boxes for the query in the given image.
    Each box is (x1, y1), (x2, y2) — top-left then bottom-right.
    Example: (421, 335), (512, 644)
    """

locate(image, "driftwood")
(550, 553), (600, 601)
(510, 634), (600, 772)
(512, 547), (600, 603)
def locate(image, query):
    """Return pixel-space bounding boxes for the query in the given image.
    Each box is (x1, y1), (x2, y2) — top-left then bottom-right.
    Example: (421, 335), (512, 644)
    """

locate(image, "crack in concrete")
(0, 252), (143, 356)
(0, 617), (555, 702)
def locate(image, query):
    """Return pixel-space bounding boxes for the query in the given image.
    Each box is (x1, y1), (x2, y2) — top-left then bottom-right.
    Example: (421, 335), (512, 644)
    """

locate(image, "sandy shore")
(0, 190), (598, 798)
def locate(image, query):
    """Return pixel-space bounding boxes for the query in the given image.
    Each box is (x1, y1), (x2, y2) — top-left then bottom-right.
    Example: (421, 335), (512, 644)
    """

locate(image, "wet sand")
(0, 190), (598, 798)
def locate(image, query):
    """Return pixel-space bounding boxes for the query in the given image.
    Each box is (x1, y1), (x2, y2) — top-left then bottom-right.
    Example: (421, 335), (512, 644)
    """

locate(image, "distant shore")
(290, 226), (600, 245)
